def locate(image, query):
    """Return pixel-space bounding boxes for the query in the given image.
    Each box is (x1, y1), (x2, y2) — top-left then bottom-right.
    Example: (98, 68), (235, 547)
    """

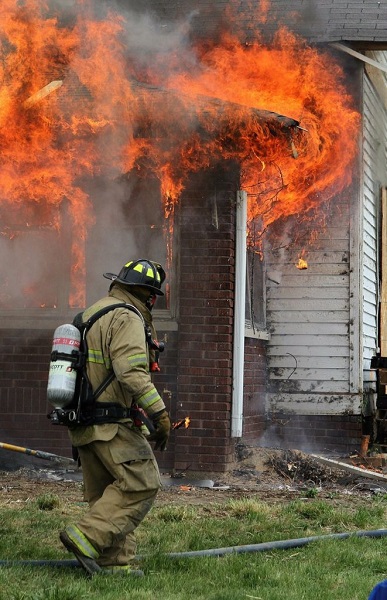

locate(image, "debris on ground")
(2, 446), (387, 507)
(267, 449), (340, 485)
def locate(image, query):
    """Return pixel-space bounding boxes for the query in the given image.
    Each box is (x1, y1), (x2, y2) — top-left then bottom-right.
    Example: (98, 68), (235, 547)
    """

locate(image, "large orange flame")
(0, 1), (360, 306)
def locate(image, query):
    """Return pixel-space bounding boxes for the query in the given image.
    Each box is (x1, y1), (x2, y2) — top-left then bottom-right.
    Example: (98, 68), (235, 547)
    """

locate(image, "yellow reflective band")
(88, 349), (105, 365)
(65, 525), (99, 559)
(127, 353), (147, 368)
(88, 349), (111, 369)
(134, 264), (144, 273)
(138, 388), (161, 410)
(125, 261), (133, 268)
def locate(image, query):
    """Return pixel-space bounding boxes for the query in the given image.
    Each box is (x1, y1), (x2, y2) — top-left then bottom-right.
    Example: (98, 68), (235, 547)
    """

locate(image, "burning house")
(0, 0), (387, 472)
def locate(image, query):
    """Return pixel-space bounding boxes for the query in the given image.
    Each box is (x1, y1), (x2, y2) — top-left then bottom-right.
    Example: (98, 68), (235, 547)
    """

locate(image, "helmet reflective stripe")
(125, 262), (160, 281)
(128, 263), (142, 272)
(104, 259), (165, 295)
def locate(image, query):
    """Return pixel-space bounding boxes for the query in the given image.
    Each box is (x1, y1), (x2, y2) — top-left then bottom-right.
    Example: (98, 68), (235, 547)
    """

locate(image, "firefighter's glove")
(148, 410), (171, 451)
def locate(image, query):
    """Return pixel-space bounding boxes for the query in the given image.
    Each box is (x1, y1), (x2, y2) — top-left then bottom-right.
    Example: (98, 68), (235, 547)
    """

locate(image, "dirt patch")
(0, 445), (385, 507)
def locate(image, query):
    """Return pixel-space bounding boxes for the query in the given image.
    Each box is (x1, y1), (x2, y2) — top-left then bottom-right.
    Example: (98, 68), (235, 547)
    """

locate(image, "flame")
(172, 417), (191, 430)
(0, 1), (360, 306)
(296, 258), (308, 270)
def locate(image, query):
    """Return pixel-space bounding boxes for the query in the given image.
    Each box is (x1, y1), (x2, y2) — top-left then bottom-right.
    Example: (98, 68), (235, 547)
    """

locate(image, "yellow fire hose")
(0, 442), (75, 464)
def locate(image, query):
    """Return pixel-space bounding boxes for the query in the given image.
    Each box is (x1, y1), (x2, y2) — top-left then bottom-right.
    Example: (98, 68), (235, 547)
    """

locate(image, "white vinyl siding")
(362, 53), (387, 410)
(265, 211), (361, 414)
(264, 55), (387, 418)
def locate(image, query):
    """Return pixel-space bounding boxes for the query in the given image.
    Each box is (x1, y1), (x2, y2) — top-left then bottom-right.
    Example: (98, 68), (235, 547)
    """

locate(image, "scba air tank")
(47, 324), (81, 409)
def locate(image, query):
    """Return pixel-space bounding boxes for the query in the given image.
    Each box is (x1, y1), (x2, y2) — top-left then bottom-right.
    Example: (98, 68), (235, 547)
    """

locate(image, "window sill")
(244, 322), (270, 340)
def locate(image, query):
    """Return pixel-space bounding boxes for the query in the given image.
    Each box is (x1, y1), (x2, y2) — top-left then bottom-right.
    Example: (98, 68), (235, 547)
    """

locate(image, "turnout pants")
(76, 424), (161, 566)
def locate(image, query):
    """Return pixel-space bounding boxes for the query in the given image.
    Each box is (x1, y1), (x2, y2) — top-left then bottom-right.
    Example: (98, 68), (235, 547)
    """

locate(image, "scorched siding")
(265, 195), (361, 415)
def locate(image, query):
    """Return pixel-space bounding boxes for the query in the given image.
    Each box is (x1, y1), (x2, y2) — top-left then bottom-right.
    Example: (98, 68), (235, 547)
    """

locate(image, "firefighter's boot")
(60, 525), (101, 576)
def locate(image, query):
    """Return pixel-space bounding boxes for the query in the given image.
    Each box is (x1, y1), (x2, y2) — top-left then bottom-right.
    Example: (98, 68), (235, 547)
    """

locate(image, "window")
(0, 171), (174, 321)
(245, 247), (266, 331)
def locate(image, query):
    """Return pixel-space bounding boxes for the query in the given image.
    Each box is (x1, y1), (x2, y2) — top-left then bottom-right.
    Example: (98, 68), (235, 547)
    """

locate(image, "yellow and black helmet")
(103, 259), (166, 295)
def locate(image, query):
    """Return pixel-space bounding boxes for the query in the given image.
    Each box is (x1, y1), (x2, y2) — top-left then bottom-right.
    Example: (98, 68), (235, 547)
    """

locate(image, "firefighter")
(59, 259), (171, 576)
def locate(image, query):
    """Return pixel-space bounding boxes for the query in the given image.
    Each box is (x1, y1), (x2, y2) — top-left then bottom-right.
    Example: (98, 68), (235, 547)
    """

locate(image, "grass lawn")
(0, 487), (387, 600)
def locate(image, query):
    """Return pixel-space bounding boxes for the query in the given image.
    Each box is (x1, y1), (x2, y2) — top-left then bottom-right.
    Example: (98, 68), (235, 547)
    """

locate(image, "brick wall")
(0, 162), (241, 474)
(174, 163), (239, 472)
(0, 325), (179, 471)
(242, 338), (267, 440)
(0, 329), (71, 469)
(262, 413), (362, 455)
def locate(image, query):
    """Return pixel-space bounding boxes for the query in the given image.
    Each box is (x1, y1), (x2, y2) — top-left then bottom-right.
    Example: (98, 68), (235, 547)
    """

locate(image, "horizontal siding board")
(363, 252), (377, 270)
(267, 275), (348, 287)
(269, 367), (348, 380)
(267, 394), (362, 415)
(268, 334), (348, 347)
(287, 251), (349, 264)
(363, 304), (377, 322)
(267, 264), (350, 276)
(363, 287), (378, 305)
(363, 204), (376, 223)
(267, 286), (349, 300)
(363, 264), (377, 286)
(269, 356), (349, 369)
(268, 299), (349, 311)
(362, 243), (377, 264)
(269, 322), (349, 335)
(317, 227), (349, 240)
(363, 315), (377, 333)
(269, 381), (351, 393)
(269, 310), (348, 324)
(268, 345), (349, 357)
(363, 272), (378, 294)
(364, 334), (378, 352)
(363, 233), (377, 254)
(306, 239), (349, 252)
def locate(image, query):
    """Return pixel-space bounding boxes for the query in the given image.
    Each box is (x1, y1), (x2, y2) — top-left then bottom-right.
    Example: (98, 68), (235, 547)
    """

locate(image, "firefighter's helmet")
(103, 259), (165, 295)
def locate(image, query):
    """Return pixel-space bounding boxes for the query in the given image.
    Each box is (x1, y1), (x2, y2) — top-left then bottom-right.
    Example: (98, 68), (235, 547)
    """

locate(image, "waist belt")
(93, 405), (132, 422)
(92, 403), (155, 432)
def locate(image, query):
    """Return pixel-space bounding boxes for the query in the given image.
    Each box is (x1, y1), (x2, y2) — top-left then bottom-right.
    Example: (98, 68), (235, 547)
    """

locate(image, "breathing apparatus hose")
(1, 529), (387, 567)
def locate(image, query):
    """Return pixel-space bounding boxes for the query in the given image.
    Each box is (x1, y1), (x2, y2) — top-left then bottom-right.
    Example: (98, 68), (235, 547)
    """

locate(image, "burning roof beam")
(130, 79), (301, 134)
(24, 80), (63, 109)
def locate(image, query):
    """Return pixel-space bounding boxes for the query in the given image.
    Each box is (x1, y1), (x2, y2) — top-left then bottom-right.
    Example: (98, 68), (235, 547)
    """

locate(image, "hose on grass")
(1, 529), (387, 567)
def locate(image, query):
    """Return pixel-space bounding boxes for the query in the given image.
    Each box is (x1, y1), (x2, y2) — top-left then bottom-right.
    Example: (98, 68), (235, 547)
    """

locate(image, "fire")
(296, 257), (308, 270)
(172, 417), (191, 430)
(296, 258), (308, 270)
(0, 1), (360, 307)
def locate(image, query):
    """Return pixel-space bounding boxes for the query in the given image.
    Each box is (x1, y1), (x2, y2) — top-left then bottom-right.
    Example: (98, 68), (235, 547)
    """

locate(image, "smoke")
(0, 231), (62, 309)
(0, 0), (360, 310)
(84, 175), (167, 305)
(0, 0), (184, 309)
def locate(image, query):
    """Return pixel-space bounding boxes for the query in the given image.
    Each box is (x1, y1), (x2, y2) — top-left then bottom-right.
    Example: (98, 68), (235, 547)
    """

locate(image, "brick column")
(174, 163), (239, 472)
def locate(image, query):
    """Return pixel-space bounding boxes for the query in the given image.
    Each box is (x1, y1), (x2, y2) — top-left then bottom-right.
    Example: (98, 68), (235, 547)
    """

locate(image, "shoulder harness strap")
(78, 302), (147, 401)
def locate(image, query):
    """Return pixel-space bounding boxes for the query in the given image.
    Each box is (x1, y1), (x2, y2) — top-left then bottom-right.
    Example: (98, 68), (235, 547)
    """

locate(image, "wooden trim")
(331, 43), (387, 75)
